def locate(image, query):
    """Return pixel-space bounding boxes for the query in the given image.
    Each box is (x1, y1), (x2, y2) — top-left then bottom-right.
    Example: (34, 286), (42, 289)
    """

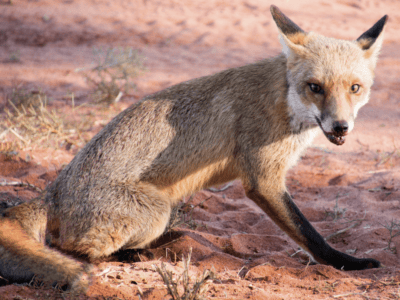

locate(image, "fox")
(0, 5), (388, 292)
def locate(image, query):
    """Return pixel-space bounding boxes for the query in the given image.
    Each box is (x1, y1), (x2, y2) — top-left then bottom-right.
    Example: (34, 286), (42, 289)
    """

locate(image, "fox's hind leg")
(54, 183), (172, 261)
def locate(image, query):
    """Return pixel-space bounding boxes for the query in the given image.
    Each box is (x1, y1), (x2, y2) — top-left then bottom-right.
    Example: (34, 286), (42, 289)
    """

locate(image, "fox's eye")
(351, 84), (360, 93)
(308, 83), (323, 94)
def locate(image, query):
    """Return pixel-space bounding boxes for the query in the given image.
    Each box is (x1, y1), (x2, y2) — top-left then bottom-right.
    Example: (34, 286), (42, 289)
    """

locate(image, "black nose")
(333, 121), (349, 135)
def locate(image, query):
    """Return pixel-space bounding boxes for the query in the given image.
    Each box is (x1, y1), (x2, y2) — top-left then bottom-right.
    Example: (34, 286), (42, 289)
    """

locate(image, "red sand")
(1, 0), (400, 299)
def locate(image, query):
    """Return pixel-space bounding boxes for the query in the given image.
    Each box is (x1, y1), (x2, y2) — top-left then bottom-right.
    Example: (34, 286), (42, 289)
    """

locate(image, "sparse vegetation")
(324, 194), (347, 222)
(154, 249), (214, 300)
(79, 47), (145, 105)
(380, 219), (400, 253)
(323, 195), (369, 242)
(0, 140), (18, 158)
(1, 89), (89, 150)
(325, 211), (367, 242)
(375, 140), (400, 167)
(9, 87), (45, 111)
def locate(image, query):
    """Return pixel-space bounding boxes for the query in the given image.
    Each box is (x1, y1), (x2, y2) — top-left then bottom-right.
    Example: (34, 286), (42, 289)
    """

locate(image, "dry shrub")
(381, 220), (400, 253)
(154, 249), (214, 300)
(80, 47), (145, 105)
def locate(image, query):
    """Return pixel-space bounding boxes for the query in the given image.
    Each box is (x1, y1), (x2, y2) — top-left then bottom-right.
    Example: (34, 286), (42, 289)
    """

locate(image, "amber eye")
(308, 83), (323, 94)
(351, 84), (360, 93)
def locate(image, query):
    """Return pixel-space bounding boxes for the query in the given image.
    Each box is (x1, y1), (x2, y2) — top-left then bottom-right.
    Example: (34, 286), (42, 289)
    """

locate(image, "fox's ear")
(356, 15), (388, 66)
(270, 5), (307, 58)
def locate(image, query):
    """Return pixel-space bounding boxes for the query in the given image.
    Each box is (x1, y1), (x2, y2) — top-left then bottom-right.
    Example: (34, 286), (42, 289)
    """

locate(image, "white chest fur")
(286, 127), (320, 171)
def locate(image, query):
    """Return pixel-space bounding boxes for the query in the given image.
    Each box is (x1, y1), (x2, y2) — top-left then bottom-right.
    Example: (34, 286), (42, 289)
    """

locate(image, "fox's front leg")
(245, 182), (380, 270)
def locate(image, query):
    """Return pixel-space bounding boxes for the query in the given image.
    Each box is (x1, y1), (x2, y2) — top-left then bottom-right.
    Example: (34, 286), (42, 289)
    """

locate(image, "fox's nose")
(333, 121), (349, 135)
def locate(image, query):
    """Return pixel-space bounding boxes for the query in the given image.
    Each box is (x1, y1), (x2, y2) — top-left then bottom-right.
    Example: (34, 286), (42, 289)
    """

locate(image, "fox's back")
(46, 56), (291, 207)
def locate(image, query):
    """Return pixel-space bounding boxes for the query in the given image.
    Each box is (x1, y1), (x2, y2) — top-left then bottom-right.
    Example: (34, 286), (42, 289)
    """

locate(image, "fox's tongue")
(324, 132), (346, 146)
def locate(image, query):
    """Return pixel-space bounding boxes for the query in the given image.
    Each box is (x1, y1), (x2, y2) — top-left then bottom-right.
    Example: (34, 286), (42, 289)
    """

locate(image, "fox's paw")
(338, 257), (381, 271)
(361, 258), (380, 270)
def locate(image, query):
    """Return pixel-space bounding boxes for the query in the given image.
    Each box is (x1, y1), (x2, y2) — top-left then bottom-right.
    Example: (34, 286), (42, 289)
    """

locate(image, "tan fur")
(0, 6), (387, 291)
(0, 199), (89, 292)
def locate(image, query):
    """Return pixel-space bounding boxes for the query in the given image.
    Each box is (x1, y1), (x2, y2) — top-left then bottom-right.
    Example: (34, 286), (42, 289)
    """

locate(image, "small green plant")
(80, 47), (145, 105)
(154, 249), (214, 300)
(380, 219), (400, 253)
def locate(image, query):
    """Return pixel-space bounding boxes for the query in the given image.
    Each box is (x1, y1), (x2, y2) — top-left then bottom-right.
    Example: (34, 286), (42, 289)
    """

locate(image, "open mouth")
(323, 132), (346, 146)
(315, 117), (346, 146)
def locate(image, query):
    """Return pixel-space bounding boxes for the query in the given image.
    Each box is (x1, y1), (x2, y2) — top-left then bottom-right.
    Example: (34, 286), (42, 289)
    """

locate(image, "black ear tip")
(377, 15), (389, 31)
(377, 15), (389, 28)
(270, 5), (280, 16)
(357, 14), (388, 44)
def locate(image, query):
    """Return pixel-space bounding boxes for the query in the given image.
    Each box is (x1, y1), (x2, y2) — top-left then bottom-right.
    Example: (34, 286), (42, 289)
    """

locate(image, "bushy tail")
(0, 199), (90, 292)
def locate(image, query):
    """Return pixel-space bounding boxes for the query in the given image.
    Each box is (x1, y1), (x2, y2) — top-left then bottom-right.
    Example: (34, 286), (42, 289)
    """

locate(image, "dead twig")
(207, 182), (234, 192)
(325, 210), (368, 241)
(0, 180), (43, 193)
(325, 222), (360, 241)
(333, 291), (366, 298)
(376, 150), (397, 167)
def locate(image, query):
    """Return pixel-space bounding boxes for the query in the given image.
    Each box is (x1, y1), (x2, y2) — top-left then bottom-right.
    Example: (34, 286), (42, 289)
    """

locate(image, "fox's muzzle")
(315, 117), (347, 146)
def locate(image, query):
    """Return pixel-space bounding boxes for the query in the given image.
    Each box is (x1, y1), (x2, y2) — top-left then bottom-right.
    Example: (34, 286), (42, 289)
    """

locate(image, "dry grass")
(79, 47), (145, 105)
(9, 87), (45, 111)
(154, 249), (214, 300)
(1, 92), (89, 151)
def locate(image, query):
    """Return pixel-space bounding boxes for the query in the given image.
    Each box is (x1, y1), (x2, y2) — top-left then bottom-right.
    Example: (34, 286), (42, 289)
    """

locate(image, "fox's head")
(271, 5), (387, 145)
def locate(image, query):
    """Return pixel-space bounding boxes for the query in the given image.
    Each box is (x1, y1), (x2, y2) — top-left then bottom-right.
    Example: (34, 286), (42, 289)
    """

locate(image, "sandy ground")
(1, 0), (400, 299)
